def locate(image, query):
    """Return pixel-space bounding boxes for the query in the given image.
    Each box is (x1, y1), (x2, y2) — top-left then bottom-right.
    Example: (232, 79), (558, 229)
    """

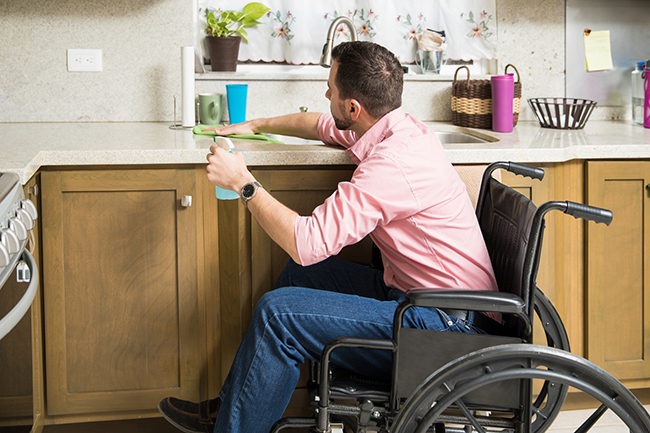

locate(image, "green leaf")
(241, 18), (262, 28)
(242, 2), (270, 21)
(204, 2), (268, 40)
(235, 27), (250, 43)
(228, 11), (242, 21)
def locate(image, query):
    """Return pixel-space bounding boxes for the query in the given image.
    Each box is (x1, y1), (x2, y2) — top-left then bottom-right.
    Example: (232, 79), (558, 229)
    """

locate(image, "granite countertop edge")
(2, 121), (650, 184)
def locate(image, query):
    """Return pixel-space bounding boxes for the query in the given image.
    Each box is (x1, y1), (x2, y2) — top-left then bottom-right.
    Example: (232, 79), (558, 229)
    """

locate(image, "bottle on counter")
(632, 61), (645, 125)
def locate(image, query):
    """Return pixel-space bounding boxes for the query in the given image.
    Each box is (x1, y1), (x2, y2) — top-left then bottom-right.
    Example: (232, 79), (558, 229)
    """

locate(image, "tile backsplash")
(0, 0), (626, 123)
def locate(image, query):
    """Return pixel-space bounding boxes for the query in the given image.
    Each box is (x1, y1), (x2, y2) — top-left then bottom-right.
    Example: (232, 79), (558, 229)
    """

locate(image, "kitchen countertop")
(2, 120), (650, 184)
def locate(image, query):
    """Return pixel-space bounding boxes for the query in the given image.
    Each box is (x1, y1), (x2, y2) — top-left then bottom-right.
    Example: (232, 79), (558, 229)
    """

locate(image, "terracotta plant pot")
(205, 36), (241, 72)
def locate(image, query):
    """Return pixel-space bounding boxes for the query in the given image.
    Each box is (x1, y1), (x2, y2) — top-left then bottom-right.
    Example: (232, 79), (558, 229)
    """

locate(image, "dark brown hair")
(331, 41), (404, 119)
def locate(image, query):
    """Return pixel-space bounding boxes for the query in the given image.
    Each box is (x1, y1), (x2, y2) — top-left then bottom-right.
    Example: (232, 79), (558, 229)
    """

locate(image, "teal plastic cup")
(226, 84), (248, 124)
(216, 186), (239, 200)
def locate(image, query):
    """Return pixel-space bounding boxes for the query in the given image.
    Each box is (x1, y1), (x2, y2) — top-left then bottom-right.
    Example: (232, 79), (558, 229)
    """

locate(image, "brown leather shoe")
(158, 397), (220, 433)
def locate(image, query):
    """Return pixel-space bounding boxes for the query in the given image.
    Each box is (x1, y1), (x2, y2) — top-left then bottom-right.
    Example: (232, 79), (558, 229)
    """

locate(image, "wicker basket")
(451, 64), (522, 129)
(527, 98), (597, 129)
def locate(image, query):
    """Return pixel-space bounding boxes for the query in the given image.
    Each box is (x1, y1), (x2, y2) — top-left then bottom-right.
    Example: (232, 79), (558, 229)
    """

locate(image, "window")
(197, 0), (497, 71)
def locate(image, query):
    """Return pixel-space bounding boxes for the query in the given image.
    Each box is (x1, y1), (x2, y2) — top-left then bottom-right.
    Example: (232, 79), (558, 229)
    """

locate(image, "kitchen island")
(2, 120), (650, 427)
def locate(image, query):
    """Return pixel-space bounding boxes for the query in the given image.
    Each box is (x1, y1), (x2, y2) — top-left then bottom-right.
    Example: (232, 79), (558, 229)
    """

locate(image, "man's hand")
(203, 112), (322, 141)
(203, 121), (257, 136)
(206, 145), (256, 194)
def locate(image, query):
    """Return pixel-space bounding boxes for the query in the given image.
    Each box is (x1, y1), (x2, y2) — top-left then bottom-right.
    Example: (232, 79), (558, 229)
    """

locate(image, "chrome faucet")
(319, 16), (358, 68)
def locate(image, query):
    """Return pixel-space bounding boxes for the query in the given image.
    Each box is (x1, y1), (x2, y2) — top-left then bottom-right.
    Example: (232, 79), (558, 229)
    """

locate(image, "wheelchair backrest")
(392, 163), (544, 409)
(477, 177), (538, 311)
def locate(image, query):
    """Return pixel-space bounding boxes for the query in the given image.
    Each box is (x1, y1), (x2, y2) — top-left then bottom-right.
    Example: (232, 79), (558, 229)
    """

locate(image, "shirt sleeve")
(317, 113), (358, 148)
(294, 152), (419, 266)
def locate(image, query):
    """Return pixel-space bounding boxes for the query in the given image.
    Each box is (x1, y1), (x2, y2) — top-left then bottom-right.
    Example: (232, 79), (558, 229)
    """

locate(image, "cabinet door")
(586, 161), (650, 381)
(41, 169), (202, 416)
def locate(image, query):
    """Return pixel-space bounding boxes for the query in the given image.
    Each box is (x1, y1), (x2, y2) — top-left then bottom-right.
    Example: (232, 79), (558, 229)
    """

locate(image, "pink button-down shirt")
(294, 108), (497, 295)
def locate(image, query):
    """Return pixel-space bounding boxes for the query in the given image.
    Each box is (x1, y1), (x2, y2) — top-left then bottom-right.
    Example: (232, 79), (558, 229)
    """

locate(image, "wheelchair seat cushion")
(326, 367), (391, 402)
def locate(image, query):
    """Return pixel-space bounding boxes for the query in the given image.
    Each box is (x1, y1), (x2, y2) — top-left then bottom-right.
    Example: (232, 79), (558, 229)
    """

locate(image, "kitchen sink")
(265, 131), (492, 145)
(435, 131), (490, 144)
(264, 133), (323, 145)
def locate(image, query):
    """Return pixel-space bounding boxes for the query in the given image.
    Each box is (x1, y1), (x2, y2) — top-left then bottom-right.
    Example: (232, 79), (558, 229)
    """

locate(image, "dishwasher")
(0, 172), (39, 429)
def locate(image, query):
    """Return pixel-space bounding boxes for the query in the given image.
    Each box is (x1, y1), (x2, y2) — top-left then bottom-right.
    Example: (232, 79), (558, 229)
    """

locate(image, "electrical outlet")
(67, 49), (102, 72)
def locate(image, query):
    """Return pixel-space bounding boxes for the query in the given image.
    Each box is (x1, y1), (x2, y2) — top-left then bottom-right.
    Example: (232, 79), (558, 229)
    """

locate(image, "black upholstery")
(478, 177), (537, 302)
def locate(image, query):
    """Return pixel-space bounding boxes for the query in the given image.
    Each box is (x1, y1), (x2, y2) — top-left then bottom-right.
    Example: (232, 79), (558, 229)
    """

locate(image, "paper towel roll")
(181, 46), (195, 127)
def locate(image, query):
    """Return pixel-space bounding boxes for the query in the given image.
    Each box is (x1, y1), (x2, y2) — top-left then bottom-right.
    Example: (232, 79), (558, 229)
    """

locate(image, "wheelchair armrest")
(404, 288), (525, 315)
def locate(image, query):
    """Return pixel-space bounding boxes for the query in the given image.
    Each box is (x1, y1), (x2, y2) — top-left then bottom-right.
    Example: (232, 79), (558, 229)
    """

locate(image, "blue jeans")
(214, 257), (481, 433)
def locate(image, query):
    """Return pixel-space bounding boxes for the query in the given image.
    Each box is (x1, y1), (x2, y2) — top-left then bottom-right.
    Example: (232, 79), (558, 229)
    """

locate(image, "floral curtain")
(197, 0), (497, 64)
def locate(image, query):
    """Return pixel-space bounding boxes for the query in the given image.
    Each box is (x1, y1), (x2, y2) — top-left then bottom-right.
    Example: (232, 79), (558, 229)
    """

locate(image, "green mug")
(199, 93), (223, 125)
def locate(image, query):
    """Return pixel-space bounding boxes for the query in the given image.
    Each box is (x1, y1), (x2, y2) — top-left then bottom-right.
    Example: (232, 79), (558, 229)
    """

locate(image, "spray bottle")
(632, 62), (645, 125)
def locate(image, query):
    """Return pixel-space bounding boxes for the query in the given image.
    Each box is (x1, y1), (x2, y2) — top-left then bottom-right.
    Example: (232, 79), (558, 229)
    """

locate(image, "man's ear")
(348, 99), (362, 121)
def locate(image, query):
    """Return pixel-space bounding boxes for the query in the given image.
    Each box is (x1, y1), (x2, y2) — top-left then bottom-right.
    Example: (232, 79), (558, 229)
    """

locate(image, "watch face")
(242, 183), (255, 198)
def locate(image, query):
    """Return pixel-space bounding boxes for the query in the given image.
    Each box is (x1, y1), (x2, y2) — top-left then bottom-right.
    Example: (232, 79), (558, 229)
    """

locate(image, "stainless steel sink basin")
(264, 133), (323, 145)
(435, 131), (489, 144)
(265, 131), (491, 145)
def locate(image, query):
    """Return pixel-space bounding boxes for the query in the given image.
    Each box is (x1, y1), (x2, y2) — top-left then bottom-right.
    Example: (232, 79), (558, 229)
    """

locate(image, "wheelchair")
(270, 161), (650, 433)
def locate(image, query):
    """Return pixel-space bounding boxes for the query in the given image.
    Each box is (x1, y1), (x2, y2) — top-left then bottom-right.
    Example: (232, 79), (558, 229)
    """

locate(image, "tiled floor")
(546, 404), (650, 432)
(31, 403), (650, 432)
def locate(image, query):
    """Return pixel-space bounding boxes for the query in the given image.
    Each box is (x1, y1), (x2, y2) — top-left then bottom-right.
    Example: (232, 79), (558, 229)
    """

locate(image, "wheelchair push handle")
(507, 162), (545, 181)
(564, 201), (613, 226)
(484, 161), (545, 182)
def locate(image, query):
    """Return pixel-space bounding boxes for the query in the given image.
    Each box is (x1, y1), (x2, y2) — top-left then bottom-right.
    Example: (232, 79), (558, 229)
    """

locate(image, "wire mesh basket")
(528, 98), (597, 130)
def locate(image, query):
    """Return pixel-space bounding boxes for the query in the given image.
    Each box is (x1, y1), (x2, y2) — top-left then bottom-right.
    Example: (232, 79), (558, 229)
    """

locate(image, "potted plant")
(204, 2), (270, 71)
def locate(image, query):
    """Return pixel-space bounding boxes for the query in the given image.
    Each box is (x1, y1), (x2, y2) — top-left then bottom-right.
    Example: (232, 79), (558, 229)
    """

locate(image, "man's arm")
(206, 112), (323, 141)
(246, 187), (300, 264)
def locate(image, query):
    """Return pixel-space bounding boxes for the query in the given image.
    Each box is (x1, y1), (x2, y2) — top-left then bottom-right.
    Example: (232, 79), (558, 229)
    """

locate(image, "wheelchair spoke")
(573, 403), (608, 433)
(454, 398), (488, 433)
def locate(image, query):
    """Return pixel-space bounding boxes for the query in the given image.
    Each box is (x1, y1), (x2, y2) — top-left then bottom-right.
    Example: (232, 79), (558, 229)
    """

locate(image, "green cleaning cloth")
(192, 125), (284, 144)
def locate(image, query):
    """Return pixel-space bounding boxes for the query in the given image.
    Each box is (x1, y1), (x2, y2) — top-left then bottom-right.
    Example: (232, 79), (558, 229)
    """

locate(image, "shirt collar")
(346, 107), (407, 165)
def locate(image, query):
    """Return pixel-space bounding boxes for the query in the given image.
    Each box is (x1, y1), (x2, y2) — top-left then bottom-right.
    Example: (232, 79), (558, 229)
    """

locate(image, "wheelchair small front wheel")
(391, 344), (650, 433)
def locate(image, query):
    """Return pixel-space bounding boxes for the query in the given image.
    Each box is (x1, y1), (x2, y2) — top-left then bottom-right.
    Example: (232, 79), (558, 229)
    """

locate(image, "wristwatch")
(240, 181), (263, 208)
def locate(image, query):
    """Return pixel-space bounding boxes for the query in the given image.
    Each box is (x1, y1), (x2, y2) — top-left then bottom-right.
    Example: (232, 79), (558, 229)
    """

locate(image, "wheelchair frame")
(270, 162), (649, 433)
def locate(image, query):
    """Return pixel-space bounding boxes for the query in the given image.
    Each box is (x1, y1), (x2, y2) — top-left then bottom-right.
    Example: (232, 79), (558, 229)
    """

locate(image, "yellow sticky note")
(584, 30), (613, 71)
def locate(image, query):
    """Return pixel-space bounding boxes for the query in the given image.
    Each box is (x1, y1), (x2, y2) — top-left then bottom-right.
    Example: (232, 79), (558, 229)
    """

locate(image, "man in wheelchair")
(158, 41), (501, 433)
(160, 40), (650, 433)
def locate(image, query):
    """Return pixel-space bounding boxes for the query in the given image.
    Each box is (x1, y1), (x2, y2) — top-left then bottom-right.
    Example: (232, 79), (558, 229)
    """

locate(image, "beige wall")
(0, 0), (619, 123)
(0, 0), (193, 122)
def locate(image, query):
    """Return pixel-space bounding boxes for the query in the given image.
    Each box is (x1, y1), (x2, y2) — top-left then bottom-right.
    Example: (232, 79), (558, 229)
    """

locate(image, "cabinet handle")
(647, 184), (650, 190)
(180, 195), (192, 207)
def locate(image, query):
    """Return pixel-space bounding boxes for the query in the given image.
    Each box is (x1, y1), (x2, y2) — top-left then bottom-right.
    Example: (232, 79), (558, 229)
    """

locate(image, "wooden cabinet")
(26, 158), (650, 423)
(40, 169), (204, 416)
(586, 161), (650, 385)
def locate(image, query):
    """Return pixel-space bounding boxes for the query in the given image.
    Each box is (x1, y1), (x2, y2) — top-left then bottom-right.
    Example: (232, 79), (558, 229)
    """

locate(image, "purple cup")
(491, 74), (514, 132)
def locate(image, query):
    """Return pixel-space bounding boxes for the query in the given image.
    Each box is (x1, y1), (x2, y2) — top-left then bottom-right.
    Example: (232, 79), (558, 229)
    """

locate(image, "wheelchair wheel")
(391, 344), (650, 433)
(530, 287), (571, 432)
